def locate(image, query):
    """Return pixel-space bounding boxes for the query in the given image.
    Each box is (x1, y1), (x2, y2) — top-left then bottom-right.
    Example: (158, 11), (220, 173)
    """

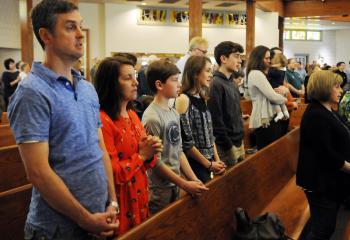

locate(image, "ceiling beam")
(20, 0), (33, 65)
(256, 0), (284, 17)
(246, 0), (256, 55)
(189, 0), (202, 41)
(284, 0), (350, 18)
(320, 15), (350, 22)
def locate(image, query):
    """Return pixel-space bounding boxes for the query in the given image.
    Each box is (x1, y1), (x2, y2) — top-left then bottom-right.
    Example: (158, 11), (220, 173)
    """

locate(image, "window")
(284, 30), (291, 40)
(284, 30), (321, 41)
(291, 30), (306, 40)
(307, 31), (321, 40)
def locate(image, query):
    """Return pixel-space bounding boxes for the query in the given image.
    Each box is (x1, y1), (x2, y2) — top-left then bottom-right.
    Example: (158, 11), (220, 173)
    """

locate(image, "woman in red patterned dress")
(94, 56), (163, 236)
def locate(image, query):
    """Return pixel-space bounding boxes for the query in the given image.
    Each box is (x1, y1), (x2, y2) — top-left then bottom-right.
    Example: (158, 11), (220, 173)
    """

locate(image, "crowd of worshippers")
(3, 1), (350, 239)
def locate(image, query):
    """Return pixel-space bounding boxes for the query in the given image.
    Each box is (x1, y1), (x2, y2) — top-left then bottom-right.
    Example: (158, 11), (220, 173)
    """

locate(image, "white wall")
(0, 0), (21, 72)
(31, 0), (43, 62)
(0, 0), (20, 49)
(0, 1), (279, 68)
(283, 30), (336, 65)
(255, 9), (279, 48)
(105, 4), (189, 55)
(79, 3), (106, 62)
(104, 4), (278, 56)
(335, 30), (350, 64)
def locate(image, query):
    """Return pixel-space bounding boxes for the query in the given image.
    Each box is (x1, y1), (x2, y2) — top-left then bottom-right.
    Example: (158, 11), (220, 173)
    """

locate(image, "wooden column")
(246, 0), (256, 56)
(278, 16), (284, 50)
(19, 0), (33, 64)
(189, 0), (202, 41)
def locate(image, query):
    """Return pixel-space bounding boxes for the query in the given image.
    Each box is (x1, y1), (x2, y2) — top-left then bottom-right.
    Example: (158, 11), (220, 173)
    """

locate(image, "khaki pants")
(149, 186), (179, 215)
(217, 141), (245, 167)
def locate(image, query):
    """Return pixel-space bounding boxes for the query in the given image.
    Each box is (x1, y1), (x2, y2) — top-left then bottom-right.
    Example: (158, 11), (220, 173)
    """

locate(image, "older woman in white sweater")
(246, 45), (287, 150)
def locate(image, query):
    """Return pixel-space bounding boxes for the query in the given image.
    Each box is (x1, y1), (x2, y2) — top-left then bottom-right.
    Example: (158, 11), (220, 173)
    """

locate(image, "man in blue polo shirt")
(8, 1), (118, 239)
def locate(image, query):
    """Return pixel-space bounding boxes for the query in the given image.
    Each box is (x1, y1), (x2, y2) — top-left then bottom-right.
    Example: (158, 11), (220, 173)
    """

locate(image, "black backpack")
(234, 208), (293, 240)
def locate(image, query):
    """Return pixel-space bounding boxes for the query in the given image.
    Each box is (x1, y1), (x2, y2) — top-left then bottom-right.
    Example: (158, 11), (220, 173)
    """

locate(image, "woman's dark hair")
(113, 53), (137, 66)
(181, 56), (211, 100)
(4, 58), (15, 70)
(94, 56), (134, 120)
(246, 45), (270, 76)
(31, 0), (78, 49)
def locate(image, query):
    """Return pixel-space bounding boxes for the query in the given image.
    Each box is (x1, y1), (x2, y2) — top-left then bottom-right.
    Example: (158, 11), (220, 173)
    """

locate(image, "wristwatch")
(108, 200), (120, 214)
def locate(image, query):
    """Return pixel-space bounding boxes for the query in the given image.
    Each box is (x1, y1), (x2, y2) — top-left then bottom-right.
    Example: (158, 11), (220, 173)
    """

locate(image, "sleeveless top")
(179, 93), (215, 160)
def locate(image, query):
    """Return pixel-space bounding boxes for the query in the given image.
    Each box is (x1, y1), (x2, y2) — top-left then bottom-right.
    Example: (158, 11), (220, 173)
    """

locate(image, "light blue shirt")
(8, 62), (108, 238)
(176, 53), (190, 83)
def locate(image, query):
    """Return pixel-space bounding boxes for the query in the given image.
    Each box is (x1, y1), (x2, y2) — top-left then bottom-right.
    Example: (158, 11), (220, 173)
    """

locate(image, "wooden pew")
(0, 185), (32, 240)
(0, 124), (16, 147)
(0, 145), (28, 192)
(289, 103), (308, 128)
(1, 112), (9, 125)
(243, 118), (251, 149)
(120, 128), (309, 240)
(240, 99), (252, 115)
(0, 145), (31, 240)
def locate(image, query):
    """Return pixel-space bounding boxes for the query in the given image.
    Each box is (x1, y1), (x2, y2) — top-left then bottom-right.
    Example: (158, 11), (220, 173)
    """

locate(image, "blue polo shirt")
(286, 69), (304, 90)
(8, 62), (108, 238)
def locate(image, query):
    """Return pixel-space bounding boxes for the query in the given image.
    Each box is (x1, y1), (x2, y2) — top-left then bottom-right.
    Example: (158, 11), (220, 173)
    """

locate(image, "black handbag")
(234, 208), (293, 240)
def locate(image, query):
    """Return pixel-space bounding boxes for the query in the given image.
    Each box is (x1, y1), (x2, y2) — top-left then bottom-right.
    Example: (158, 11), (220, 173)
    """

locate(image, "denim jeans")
(24, 224), (105, 240)
(304, 191), (341, 240)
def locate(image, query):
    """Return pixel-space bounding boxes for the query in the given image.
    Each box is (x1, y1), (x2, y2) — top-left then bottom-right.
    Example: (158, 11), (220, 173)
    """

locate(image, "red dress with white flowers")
(100, 110), (157, 235)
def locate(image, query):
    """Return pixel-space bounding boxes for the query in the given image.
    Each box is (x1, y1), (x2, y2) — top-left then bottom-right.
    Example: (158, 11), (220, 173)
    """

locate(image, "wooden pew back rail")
(120, 128), (308, 240)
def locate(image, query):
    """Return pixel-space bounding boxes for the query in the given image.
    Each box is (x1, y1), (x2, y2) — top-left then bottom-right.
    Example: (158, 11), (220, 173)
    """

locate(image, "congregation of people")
(2, 0), (350, 240)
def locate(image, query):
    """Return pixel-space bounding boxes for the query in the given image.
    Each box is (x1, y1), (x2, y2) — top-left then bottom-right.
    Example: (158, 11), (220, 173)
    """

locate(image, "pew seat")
(261, 176), (309, 239)
(119, 128), (308, 240)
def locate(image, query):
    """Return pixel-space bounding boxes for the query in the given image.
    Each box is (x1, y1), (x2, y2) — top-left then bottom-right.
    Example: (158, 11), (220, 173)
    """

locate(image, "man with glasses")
(176, 36), (209, 83)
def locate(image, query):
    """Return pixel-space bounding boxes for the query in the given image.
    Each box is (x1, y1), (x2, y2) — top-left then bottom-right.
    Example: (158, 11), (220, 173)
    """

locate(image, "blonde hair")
(307, 70), (342, 102)
(271, 53), (288, 67)
(189, 37), (208, 51)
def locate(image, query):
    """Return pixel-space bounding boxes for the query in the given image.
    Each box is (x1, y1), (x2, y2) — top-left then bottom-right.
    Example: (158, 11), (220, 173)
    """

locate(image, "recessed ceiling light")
(141, 2), (147, 5)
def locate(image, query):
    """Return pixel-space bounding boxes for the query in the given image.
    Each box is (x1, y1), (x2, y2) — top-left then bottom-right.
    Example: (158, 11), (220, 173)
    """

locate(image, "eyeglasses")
(195, 48), (208, 55)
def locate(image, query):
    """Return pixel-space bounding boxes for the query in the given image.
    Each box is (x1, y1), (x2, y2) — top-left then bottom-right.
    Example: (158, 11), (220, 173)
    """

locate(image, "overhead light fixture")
(141, 2), (147, 5)
(332, 22), (335, 25)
